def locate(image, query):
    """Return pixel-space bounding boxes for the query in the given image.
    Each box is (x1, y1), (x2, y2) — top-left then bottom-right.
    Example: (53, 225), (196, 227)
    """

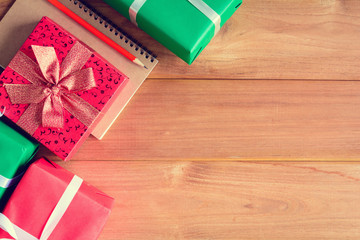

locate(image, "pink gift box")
(0, 17), (128, 161)
(0, 158), (114, 239)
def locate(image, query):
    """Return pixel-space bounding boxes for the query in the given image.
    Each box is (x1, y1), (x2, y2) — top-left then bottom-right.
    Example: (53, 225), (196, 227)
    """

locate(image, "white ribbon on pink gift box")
(129, 0), (221, 35)
(0, 175), (83, 240)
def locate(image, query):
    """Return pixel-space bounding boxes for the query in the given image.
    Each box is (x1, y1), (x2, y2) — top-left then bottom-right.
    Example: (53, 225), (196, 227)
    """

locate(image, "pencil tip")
(133, 58), (147, 69)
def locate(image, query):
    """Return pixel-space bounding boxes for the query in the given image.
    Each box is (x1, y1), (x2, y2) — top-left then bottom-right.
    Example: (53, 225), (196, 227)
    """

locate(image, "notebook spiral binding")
(69, 0), (156, 63)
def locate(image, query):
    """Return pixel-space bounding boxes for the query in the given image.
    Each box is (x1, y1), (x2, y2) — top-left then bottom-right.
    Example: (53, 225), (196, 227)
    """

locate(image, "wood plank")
(2, 0), (360, 80)
(84, 0), (360, 80)
(56, 160), (360, 240)
(37, 79), (360, 161)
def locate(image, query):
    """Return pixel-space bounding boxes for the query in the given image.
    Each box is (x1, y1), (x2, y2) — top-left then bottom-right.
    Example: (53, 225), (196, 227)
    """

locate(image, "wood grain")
(57, 160), (360, 240)
(36, 79), (360, 161)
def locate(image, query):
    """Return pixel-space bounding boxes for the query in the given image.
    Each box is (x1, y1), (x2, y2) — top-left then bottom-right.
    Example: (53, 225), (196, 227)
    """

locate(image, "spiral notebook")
(0, 0), (158, 139)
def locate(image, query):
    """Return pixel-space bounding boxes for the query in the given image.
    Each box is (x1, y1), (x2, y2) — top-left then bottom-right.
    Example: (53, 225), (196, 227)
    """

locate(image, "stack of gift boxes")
(0, 0), (242, 238)
(0, 17), (126, 239)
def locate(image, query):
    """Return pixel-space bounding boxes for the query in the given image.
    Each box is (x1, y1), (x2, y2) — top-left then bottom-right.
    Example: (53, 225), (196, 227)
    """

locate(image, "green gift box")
(0, 118), (38, 202)
(104, 0), (243, 64)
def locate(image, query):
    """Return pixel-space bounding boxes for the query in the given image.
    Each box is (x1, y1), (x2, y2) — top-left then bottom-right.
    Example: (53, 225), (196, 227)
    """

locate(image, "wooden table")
(2, 0), (360, 239)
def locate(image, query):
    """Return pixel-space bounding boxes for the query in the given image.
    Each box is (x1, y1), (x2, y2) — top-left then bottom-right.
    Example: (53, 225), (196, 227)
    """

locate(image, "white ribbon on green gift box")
(0, 175), (83, 240)
(129, 0), (221, 35)
(0, 173), (24, 189)
(129, 0), (146, 27)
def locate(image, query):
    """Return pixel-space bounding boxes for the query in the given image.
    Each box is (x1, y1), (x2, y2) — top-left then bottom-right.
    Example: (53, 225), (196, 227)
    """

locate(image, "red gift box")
(0, 158), (114, 240)
(0, 16), (128, 160)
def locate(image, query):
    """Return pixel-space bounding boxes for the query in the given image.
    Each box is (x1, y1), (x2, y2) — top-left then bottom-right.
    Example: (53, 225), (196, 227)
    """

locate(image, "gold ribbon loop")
(59, 41), (93, 80)
(32, 45), (60, 85)
(9, 51), (45, 86)
(60, 68), (96, 92)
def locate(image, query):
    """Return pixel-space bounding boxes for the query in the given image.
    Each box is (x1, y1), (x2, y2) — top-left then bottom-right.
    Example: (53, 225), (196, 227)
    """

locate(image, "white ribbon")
(0, 175), (83, 240)
(0, 214), (37, 240)
(129, 0), (147, 27)
(0, 173), (23, 189)
(128, 0), (221, 35)
(187, 0), (221, 35)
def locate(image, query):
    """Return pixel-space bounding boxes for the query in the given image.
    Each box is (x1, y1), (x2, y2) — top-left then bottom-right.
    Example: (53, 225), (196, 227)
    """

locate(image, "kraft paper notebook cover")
(0, 0), (158, 140)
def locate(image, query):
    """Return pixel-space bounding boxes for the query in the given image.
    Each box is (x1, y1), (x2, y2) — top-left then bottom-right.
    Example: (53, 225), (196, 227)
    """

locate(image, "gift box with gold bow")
(0, 17), (128, 161)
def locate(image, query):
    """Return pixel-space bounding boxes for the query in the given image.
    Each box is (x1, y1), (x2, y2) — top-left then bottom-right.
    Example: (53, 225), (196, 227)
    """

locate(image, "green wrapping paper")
(104, 0), (243, 64)
(0, 118), (38, 202)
